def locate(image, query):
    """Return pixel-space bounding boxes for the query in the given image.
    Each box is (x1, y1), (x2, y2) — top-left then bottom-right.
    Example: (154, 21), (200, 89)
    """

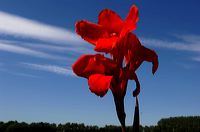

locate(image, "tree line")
(0, 116), (199, 132)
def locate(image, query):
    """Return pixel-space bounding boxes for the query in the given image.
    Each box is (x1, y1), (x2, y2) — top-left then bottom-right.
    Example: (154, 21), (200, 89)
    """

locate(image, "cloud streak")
(22, 62), (74, 76)
(0, 10), (92, 59)
(20, 42), (93, 54)
(4, 70), (40, 78)
(174, 34), (200, 44)
(0, 11), (82, 44)
(0, 42), (66, 60)
(141, 37), (200, 52)
(140, 34), (200, 62)
(191, 57), (200, 62)
(10, 72), (40, 78)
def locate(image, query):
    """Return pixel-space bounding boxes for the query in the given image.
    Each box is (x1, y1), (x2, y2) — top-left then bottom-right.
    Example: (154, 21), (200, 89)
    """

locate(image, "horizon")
(0, 0), (200, 127)
(1, 115), (200, 127)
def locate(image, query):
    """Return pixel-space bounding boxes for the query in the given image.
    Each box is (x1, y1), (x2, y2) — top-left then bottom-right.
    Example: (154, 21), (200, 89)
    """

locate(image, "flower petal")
(140, 46), (159, 74)
(120, 5), (139, 37)
(76, 20), (107, 45)
(124, 33), (141, 65)
(132, 73), (140, 97)
(88, 74), (113, 97)
(73, 54), (118, 79)
(124, 33), (158, 74)
(84, 54), (118, 75)
(98, 9), (123, 34)
(72, 54), (94, 78)
(129, 46), (158, 74)
(83, 55), (106, 75)
(94, 36), (117, 53)
(120, 65), (140, 97)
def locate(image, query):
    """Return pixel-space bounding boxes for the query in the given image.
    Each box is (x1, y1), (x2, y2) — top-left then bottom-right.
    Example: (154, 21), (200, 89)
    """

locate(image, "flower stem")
(133, 96), (139, 132)
(113, 95), (126, 132)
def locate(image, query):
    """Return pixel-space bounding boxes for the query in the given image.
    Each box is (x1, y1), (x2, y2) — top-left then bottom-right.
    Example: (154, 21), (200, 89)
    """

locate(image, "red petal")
(124, 33), (159, 75)
(124, 33), (141, 65)
(72, 54), (94, 78)
(84, 54), (118, 75)
(83, 54), (106, 75)
(132, 73), (140, 97)
(141, 46), (159, 74)
(120, 5), (139, 37)
(73, 54), (118, 80)
(120, 66), (140, 97)
(94, 36), (117, 53)
(129, 46), (158, 74)
(98, 9), (123, 34)
(88, 74), (113, 97)
(76, 20), (108, 45)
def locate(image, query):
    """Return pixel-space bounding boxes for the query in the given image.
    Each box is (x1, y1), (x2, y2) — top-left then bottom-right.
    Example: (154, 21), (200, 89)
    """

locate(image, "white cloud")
(0, 11), (82, 44)
(0, 39), (94, 56)
(11, 72), (40, 78)
(140, 34), (200, 63)
(0, 11), (99, 59)
(9, 71), (40, 78)
(173, 34), (200, 44)
(20, 42), (93, 54)
(0, 67), (41, 78)
(22, 62), (74, 76)
(191, 57), (200, 62)
(141, 36), (200, 52)
(0, 42), (66, 60)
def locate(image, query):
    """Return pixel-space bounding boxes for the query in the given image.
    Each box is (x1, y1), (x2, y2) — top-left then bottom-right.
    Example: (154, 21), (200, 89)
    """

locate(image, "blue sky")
(0, 0), (200, 126)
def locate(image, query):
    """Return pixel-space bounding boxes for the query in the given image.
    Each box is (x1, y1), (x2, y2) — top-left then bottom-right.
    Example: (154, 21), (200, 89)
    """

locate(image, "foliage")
(0, 116), (199, 132)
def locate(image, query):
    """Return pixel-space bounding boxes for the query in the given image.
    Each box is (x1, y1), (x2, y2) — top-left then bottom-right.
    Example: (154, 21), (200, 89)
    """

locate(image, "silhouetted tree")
(0, 116), (199, 132)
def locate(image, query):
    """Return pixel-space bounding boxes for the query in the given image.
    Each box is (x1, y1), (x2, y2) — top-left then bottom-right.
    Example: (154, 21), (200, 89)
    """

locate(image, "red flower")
(76, 5), (139, 61)
(73, 54), (118, 97)
(72, 4), (158, 131)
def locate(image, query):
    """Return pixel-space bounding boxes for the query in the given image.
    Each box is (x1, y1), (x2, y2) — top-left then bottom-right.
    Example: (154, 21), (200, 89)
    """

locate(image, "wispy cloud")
(0, 38), (93, 55)
(0, 10), (93, 58)
(20, 42), (93, 54)
(0, 67), (40, 78)
(140, 34), (200, 63)
(174, 34), (200, 44)
(191, 57), (200, 62)
(0, 11), (82, 44)
(11, 72), (40, 78)
(141, 36), (200, 52)
(22, 62), (74, 76)
(0, 42), (67, 60)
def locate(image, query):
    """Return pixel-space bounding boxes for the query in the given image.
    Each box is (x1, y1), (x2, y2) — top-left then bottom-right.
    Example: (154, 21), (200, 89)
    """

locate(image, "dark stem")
(113, 96), (126, 132)
(133, 96), (140, 132)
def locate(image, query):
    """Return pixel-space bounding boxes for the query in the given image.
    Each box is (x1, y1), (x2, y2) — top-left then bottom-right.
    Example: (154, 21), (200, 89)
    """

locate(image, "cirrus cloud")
(0, 11), (82, 45)
(0, 42), (67, 60)
(22, 62), (74, 76)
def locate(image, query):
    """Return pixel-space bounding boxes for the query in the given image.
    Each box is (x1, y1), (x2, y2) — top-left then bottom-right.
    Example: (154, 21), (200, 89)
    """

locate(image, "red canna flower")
(72, 4), (158, 132)
(73, 54), (118, 97)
